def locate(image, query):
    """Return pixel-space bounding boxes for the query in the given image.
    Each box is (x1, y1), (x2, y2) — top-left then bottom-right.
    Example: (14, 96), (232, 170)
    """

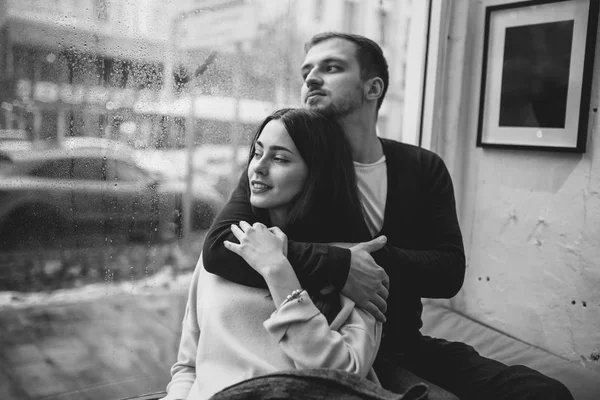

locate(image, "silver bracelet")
(281, 289), (305, 307)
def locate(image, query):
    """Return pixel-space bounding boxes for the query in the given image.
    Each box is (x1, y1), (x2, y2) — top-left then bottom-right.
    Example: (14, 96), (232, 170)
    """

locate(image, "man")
(202, 32), (573, 400)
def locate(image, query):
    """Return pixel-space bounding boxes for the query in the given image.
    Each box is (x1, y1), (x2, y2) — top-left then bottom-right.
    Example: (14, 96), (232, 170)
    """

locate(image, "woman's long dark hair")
(247, 108), (368, 323)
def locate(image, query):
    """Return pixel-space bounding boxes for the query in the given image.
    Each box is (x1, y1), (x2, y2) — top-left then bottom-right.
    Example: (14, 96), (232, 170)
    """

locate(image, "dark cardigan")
(202, 138), (465, 355)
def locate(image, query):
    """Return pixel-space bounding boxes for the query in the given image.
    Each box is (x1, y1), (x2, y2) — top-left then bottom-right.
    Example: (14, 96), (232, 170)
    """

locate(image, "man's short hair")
(305, 32), (389, 111)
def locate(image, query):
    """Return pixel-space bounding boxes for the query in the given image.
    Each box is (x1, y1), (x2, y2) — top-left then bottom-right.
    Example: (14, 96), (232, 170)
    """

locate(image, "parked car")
(0, 146), (224, 249)
(0, 150), (12, 166)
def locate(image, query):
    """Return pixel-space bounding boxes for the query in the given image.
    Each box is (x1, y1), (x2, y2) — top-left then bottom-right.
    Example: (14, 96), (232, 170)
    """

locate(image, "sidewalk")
(0, 271), (191, 400)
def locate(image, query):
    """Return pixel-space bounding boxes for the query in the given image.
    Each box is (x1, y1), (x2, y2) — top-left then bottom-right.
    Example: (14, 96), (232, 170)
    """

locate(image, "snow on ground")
(0, 267), (193, 310)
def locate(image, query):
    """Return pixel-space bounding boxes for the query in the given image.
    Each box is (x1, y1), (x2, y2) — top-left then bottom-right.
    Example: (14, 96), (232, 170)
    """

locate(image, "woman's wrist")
(259, 255), (292, 280)
(261, 258), (303, 308)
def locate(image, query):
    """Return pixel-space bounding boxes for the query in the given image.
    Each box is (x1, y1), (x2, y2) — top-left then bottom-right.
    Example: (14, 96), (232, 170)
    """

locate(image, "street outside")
(0, 0), (406, 398)
(0, 232), (204, 400)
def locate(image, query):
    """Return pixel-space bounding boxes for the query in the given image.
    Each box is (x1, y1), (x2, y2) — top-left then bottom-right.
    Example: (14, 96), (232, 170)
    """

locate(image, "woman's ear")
(365, 77), (384, 102)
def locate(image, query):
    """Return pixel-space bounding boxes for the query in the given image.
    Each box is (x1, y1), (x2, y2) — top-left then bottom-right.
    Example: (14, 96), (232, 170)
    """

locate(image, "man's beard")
(310, 99), (361, 119)
(304, 88), (364, 119)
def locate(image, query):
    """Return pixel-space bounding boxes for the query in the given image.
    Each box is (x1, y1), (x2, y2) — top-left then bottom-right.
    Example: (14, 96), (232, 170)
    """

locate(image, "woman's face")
(248, 120), (308, 221)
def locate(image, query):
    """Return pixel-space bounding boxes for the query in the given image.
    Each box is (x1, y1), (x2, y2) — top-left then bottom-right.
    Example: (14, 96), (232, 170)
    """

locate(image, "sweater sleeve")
(263, 294), (381, 378)
(374, 150), (465, 299)
(202, 171), (352, 293)
(164, 259), (202, 400)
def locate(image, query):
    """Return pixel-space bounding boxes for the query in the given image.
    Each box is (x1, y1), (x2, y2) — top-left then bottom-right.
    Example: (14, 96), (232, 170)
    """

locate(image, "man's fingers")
(378, 285), (389, 300)
(382, 275), (390, 290)
(359, 235), (387, 253)
(371, 294), (388, 315)
(363, 303), (386, 323)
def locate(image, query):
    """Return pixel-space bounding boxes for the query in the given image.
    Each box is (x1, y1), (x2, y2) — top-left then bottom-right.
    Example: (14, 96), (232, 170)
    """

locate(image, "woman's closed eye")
(252, 151), (263, 159)
(273, 156), (289, 163)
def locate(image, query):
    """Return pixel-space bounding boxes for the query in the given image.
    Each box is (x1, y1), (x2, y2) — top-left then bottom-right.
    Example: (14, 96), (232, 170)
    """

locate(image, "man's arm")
(202, 171), (352, 294)
(372, 150), (466, 299)
(339, 148), (464, 326)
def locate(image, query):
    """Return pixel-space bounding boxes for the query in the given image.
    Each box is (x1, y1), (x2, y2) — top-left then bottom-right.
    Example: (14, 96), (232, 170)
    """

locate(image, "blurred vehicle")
(0, 150), (13, 166)
(194, 144), (248, 178)
(0, 146), (224, 249)
(60, 137), (216, 187)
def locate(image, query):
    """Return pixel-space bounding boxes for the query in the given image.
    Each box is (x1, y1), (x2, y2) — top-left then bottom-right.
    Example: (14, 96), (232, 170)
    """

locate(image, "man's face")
(300, 38), (366, 118)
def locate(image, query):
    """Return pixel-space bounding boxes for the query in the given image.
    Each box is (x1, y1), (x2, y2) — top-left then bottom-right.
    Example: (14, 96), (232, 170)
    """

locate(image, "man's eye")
(326, 65), (340, 72)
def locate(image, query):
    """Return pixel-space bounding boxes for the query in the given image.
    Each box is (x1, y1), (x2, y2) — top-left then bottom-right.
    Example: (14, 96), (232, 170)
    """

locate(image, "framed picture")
(477, 0), (599, 152)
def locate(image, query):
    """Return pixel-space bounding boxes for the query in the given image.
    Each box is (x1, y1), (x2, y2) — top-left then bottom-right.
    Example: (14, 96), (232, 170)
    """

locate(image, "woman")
(163, 109), (390, 400)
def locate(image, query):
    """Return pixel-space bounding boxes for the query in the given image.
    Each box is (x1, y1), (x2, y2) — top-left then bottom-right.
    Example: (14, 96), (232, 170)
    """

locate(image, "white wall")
(430, 0), (600, 372)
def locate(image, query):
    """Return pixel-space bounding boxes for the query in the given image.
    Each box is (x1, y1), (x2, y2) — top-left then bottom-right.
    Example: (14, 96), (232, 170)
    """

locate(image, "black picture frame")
(476, 0), (599, 152)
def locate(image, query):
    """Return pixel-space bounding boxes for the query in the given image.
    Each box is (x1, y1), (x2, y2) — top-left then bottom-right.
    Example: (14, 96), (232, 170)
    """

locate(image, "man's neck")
(338, 112), (383, 164)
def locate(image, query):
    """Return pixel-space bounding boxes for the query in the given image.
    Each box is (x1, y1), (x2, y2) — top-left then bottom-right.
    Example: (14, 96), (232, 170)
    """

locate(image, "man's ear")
(365, 77), (384, 101)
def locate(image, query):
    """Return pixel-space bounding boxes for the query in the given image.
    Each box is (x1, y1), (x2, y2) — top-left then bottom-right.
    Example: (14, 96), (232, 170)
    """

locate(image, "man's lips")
(306, 91), (326, 101)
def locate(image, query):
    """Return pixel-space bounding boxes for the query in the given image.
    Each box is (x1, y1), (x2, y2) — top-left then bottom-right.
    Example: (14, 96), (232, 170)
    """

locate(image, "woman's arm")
(264, 293), (381, 377)
(224, 223), (381, 376)
(162, 260), (202, 400)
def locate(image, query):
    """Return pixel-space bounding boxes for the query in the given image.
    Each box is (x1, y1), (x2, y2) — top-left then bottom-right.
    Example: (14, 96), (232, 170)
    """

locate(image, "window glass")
(343, 0), (357, 32)
(71, 157), (108, 181)
(0, 1), (426, 398)
(29, 157), (108, 180)
(112, 159), (148, 182)
(29, 159), (74, 179)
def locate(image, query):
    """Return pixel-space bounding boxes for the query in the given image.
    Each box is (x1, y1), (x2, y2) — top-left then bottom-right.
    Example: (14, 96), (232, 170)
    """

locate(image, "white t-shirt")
(354, 155), (387, 236)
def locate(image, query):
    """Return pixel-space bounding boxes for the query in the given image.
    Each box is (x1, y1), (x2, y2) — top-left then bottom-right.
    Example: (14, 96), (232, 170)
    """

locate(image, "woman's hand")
(224, 221), (288, 276)
(225, 221), (301, 307)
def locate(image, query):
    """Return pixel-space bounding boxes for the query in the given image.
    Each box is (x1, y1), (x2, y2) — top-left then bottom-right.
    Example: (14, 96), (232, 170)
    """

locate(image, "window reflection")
(0, 0), (420, 398)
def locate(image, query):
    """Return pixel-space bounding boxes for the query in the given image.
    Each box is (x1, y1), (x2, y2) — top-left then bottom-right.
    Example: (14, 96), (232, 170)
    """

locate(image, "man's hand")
(341, 236), (390, 323)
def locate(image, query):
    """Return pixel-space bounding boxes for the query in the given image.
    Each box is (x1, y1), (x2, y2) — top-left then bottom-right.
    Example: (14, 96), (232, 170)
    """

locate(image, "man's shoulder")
(380, 138), (444, 165)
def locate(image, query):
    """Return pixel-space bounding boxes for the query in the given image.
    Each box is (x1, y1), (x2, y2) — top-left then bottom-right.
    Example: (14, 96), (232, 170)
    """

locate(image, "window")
(314, 0), (324, 23)
(71, 158), (108, 181)
(95, 0), (109, 21)
(379, 2), (388, 45)
(0, 2), (429, 399)
(343, 0), (357, 32)
(111, 160), (148, 182)
(30, 158), (108, 181)
(30, 159), (74, 179)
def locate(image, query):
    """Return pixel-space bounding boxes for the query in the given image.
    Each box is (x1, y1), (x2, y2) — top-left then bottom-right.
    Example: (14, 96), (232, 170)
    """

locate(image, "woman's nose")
(253, 158), (268, 176)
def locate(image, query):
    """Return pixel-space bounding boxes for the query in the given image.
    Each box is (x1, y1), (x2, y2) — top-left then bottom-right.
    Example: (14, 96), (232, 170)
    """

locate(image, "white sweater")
(164, 256), (382, 400)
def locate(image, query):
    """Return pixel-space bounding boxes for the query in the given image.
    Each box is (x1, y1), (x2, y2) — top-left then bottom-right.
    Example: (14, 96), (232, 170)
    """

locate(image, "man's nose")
(305, 69), (323, 87)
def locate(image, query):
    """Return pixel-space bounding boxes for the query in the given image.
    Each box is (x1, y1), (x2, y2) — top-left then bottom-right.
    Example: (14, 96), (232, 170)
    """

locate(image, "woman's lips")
(250, 181), (271, 194)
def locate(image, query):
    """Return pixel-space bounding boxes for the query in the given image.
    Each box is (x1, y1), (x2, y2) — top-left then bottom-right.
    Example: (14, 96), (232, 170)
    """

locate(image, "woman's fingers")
(239, 221), (252, 231)
(253, 222), (267, 230)
(230, 224), (245, 240)
(268, 226), (286, 239)
(223, 240), (240, 255)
